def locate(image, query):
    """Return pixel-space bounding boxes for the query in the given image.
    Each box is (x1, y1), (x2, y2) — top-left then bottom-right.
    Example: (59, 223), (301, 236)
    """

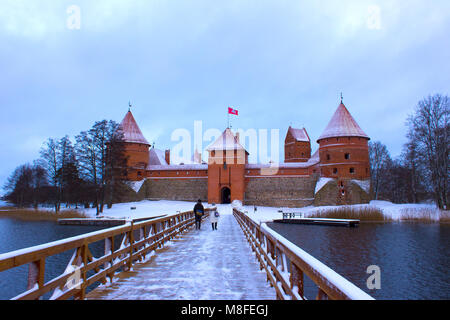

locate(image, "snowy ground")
(75, 199), (443, 223)
(80, 200), (212, 220)
(240, 200), (443, 223)
(88, 204), (275, 300)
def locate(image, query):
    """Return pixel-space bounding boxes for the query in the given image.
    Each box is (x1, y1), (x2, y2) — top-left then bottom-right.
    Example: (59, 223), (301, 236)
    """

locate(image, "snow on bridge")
(87, 205), (275, 300)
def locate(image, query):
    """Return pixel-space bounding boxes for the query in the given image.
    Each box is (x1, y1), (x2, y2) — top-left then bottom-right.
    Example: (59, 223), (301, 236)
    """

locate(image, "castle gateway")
(119, 102), (371, 207)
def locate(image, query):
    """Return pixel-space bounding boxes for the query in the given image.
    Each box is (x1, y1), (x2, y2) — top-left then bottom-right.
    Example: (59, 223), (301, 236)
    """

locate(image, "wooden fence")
(0, 208), (214, 300)
(233, 208), (374, 300)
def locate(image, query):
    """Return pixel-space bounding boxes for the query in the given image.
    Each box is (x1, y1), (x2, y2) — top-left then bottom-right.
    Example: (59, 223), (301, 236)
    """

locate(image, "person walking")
(193, 199), (204, 230)
(210, 207), (220, 230)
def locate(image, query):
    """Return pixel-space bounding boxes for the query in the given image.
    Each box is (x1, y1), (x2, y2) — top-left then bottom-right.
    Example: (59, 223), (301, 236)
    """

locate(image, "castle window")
(345, 153), (350, 160)
(137, 171), (142, 176)
(211, 150), (215, 157)
(327, 154), (331, 160)
(333, 168), (338, 174)
(350, 168), (355, 174)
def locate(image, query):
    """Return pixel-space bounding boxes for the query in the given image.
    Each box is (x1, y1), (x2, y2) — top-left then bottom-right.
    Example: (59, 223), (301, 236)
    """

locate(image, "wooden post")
(105, 236), (115, 283)
(290, 263), (304, 299)
(316, 288), (328, 300)
(27, 259), (45, 295)
(128, 222), (134, 271)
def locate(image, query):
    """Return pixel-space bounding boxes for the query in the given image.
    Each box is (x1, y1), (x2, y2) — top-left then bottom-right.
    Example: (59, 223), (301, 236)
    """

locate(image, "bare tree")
(401, 139), (427, 203)
(3, 163), (48, 208)
(75, 130), (100, 214)
(369, 141), (391, 200)
(407, 94), (449, 209)
(75, 120), (126, 215)
(40, 138), (60, 212)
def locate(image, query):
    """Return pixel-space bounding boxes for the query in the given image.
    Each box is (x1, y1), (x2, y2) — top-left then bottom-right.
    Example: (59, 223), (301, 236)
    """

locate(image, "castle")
(118, 101), (371, 207)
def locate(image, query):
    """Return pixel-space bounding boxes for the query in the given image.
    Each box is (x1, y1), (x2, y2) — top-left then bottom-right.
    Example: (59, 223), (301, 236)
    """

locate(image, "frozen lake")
(267, 221), (450, 300)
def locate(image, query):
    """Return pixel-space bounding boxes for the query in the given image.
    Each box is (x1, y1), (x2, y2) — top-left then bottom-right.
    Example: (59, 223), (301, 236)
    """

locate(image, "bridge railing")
(233, 208), (374, 300)
(0, 208), (214, 300)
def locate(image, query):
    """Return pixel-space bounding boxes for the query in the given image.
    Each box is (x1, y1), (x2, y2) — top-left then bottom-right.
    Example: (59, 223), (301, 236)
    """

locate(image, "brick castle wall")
(244, 175), (319, 208)
(142, 178), (208, 202)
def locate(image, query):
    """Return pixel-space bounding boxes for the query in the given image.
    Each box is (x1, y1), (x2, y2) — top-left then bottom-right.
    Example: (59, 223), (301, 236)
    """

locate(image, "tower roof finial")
(340, 92), (343, 104)
(128, 101), (132, 112)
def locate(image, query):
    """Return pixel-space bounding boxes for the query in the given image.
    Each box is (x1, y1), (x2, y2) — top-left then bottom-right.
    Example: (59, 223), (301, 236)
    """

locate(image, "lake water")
(0, 218), (108, 300)
(266, 221), (450, 300)
(1, 216), (448, 300)
(0, 200), (12, 207)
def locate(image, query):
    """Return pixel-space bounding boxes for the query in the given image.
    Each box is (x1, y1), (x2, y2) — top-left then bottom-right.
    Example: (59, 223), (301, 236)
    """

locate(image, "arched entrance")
(221, 187), (231, 204)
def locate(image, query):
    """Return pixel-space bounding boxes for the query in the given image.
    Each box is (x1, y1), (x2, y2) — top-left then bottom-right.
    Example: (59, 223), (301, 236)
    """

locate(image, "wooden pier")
(0, 206), (373, 300)
(273, 212), (360, 227)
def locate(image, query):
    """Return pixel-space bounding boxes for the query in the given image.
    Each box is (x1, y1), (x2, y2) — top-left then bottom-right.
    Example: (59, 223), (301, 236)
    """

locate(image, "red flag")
(228, 107), (238, 115)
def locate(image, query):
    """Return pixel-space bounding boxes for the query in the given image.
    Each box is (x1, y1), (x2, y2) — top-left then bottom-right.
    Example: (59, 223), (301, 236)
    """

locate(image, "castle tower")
(206, 128), (248, 204)
(118, 110), (150, 181)
(284, 126), (311, 162)
(315, 102), (371, 205)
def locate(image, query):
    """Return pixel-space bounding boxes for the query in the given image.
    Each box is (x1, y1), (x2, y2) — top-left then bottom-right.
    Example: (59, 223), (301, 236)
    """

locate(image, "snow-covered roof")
(206, 128), (248, 153)
(148, 164), (208, 171)
(315, 177), (334, 194)
(246, 149), (320, 169)
(288, 127), (310, 142)
(317, 103), (369, 142)
(149, 148), (168, 165)
(119, 111), (150, 145)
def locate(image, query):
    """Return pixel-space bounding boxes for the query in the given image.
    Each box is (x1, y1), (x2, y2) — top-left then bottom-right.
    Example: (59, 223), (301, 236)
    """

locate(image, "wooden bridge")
(0, 205), (373, 300)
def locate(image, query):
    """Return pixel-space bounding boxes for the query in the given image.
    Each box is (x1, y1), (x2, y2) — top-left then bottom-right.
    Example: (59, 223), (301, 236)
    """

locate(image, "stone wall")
(244, 176), (318, 208)
(314, 178), (371, 206)
(141, 178), (208, 202)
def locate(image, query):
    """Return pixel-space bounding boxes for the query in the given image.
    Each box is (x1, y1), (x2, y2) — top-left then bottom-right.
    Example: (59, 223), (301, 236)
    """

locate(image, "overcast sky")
(1, 0), (449, 192)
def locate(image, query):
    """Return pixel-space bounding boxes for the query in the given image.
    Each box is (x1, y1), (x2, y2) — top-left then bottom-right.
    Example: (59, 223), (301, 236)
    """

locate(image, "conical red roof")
(317, 103), (369, 142)
(119, 111), (150, 145)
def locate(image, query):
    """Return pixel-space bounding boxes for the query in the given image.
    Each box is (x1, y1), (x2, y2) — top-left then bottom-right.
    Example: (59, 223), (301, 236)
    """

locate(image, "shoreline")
(0, 208), (88, 221)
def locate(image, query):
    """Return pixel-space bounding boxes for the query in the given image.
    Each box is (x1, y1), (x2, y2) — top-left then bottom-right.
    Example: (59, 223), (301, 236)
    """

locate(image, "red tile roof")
(317, 103), (369, 142)
(288, 127), (310, 142)
(119, 111), (150, 145)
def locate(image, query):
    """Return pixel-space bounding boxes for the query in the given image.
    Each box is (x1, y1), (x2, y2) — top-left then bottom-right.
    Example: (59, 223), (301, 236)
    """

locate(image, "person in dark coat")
(193, 199), (204, 230)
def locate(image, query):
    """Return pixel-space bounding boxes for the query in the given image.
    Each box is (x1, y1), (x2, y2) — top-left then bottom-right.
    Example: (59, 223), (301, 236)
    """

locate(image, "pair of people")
(193, 199), (220, 231)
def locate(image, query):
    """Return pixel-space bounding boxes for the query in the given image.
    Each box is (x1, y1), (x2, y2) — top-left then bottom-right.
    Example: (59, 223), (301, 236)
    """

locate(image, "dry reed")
(306, 206), (390, 222)
(399, 207), (446, 223)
